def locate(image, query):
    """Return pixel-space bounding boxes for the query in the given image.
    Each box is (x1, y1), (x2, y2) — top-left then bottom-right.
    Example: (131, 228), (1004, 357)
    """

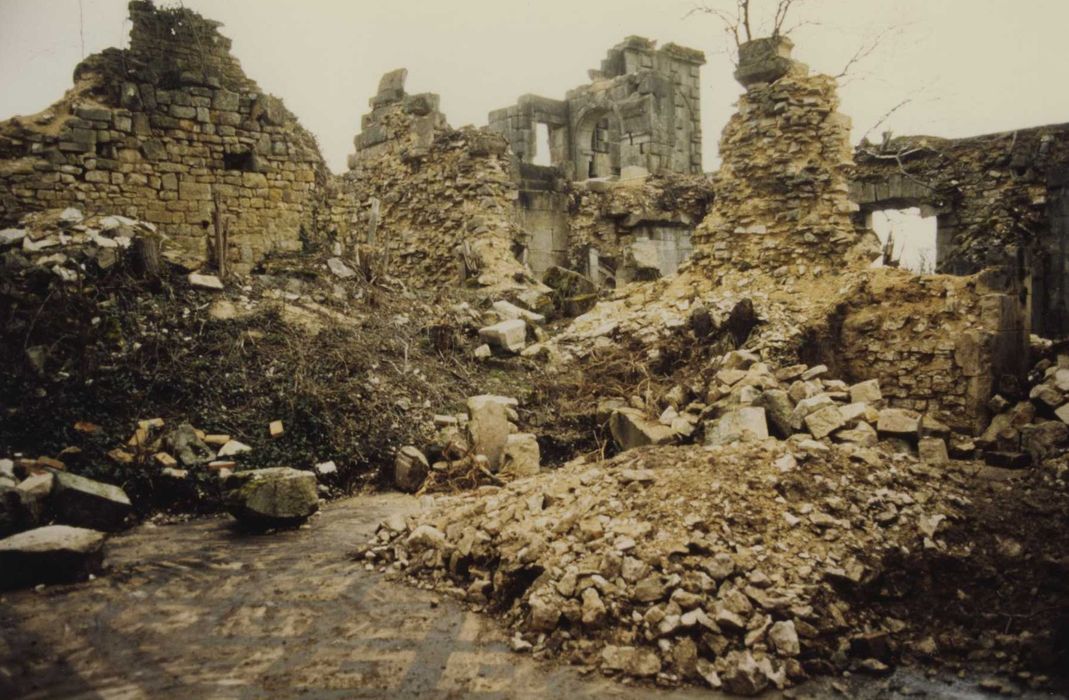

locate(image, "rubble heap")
(691, 37), (878, 276)
(360, 439), (1066, 693)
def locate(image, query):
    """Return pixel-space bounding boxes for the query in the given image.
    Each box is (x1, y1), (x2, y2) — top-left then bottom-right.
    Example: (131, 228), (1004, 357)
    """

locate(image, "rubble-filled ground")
(0, 207), (565, 517)
(360, 439), (1069, 695)
(0, 492), (1059, 700)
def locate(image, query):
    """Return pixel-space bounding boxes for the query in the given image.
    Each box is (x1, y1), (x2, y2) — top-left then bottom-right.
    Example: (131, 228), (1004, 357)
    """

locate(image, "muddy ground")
(0, 494), (1056, 699)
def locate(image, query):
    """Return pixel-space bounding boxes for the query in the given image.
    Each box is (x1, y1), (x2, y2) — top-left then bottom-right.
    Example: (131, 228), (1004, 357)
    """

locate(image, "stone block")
(51, 471), (132, 532)
(478, 319), (527, 354)
(706, 407), (769, 446)
(610, 408), (676, 450)
(0, 525), (106, 590)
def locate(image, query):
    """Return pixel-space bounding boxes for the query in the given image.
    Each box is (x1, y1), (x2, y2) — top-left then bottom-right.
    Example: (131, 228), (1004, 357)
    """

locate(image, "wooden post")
(212, 190), (229, 279)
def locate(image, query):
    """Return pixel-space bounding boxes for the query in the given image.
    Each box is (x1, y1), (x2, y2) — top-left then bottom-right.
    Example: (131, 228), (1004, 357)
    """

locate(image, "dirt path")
(0, 495), (1041, 699)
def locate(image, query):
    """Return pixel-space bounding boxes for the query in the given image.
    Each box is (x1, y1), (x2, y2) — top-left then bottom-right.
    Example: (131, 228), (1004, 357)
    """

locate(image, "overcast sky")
(2, 0), (1068, 175)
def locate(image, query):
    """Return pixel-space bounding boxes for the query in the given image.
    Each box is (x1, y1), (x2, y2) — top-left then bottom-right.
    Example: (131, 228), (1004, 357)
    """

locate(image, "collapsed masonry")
(327, 69), (533, 292)
(545, 37), (1027, 438)
(0, 1), (327, 272)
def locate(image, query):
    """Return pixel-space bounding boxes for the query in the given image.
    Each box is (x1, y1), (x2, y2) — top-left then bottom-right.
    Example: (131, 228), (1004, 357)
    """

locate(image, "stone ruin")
(2, 2), (1069, 696)
(0, 1), (326, 272)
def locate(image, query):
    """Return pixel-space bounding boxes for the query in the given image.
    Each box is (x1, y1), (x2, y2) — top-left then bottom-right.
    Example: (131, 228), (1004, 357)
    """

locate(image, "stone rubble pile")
(0, 207), (158, 282)
(976, 351), (1069, 468)
(393, 392), (542, 493)
(602, 350), (955, 463)
(358, 440), (975, 694)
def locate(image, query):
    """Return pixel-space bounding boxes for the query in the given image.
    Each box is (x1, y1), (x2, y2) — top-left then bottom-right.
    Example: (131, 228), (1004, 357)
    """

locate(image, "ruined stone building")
(487, 37), (709, 281)
(0, 0), (1066, 348)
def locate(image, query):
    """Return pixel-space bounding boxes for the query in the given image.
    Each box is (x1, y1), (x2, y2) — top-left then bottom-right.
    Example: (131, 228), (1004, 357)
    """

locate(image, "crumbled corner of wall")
(815, 268), (1025, 434)
(691, 54), (880, 278)
(332, 76), (541, 295)
(0, 0), (330, 273)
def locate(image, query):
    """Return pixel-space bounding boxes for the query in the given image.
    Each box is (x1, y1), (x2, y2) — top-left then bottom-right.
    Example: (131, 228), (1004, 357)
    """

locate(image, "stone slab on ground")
(0, 525), (106, 589)
(51, 471), (132, 532)
(222, 467), (319, 528)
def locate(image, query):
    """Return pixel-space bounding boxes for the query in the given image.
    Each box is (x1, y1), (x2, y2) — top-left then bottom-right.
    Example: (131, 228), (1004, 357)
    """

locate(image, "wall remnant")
(0, 1), (328, 272)
(329, 71), (532, 292)
(820, 270), (1027, 434)
(567, 173), (713, 285)
(850, 125), (1069, 337)
(691, 36), (880, 277)
(489, 36), (705, 180)
(489, 37), (709, 280)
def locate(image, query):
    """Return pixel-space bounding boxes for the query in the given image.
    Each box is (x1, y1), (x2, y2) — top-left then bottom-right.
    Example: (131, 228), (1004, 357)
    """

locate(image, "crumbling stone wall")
(489, 37), (705, 180)
(691, 38), (878, 277)
(0, 1), (328, 271)
(850, 125), (1069, 337)
(328, 72), (529, 290)
(566, 173), (713, 284)
(818, 270), (1026, 434)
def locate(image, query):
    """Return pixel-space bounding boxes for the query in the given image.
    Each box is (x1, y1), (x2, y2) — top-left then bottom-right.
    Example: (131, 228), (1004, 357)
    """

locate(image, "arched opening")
(574, 109), (619, 179)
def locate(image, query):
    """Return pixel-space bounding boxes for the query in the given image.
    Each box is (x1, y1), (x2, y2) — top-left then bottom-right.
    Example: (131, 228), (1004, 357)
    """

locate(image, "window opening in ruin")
(223, 151), (255, 172)
(533, 123), (552, 167)
(870, 207), (938, 273)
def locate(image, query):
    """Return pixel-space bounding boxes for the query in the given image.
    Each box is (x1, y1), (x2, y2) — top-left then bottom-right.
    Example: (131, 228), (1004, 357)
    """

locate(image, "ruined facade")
(489, 36), (705, 179)
(850, 126), (1069, 337)
(0, 1), (327, 271)
(489, 37), (709, 281)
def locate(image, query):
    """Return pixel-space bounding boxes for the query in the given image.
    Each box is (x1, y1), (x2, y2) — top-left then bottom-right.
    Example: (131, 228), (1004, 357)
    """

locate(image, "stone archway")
(573, 107), (619, 179)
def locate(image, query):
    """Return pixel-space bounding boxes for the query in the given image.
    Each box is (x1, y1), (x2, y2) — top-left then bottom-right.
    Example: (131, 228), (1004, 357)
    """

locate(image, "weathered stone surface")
(849, 379), (882, 404)
(492, 300), (545, 325)
(0, 525), (106, 589)
(166, 423), (213, 467)
(394, 446), (429, 492)
(918, 437), (950, 466)
(600, 645), (662, 677)
(804, 405), (846, 439)
(610, 408), (676, 450)
(222, 467), (318, 528)
(706, 407), (768, 445)
(1020, 422), (1069, 464)
(502, 433), (540, 477)
(768, 620), (800, 657)
(52, 471), (132, 532)
(188, 272), (224, 290)
(877, 408), (920, 436)
(467, 398), (510, 470)
(758, 389), (793, 437)
(720, 650), (770, 696)
(478, 319), (527, 354)
(326, 257), (356, 279)
(542, 266), (597, 317)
